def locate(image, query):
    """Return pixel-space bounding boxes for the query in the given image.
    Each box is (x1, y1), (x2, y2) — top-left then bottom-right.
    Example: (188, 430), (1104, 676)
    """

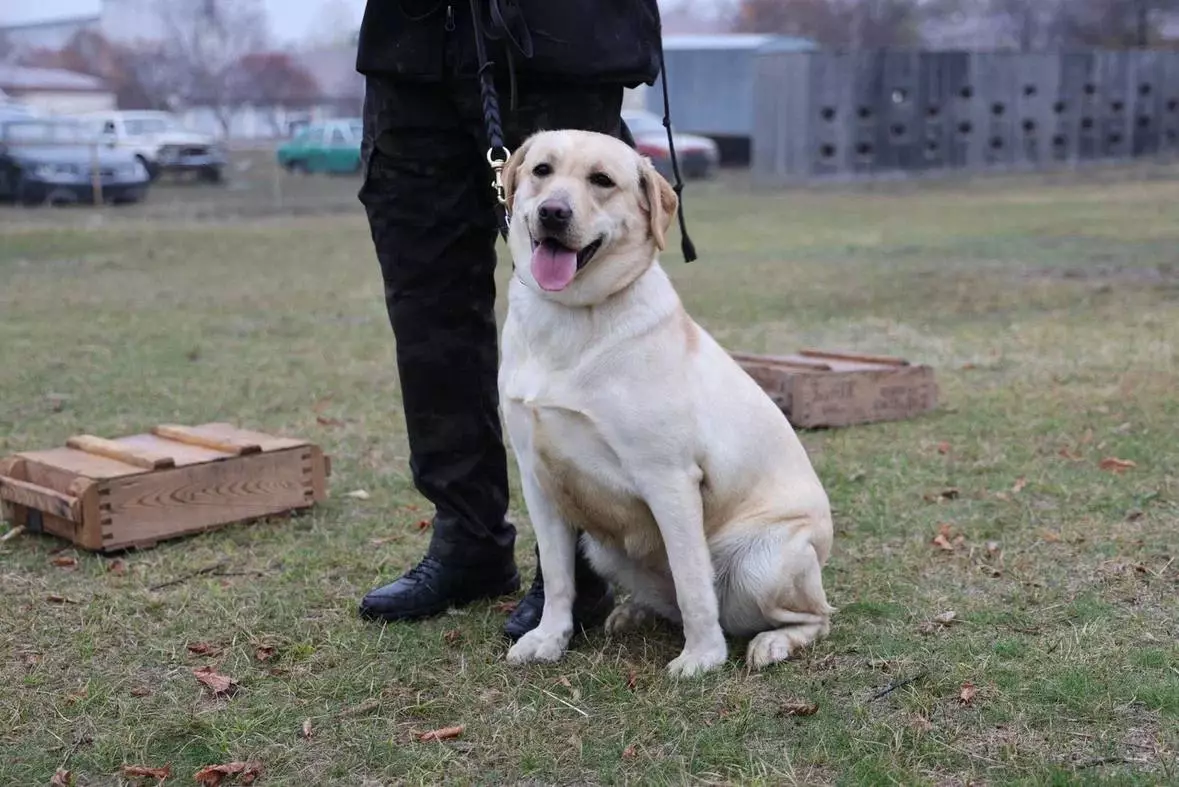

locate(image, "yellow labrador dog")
(498, 129), (835, 677)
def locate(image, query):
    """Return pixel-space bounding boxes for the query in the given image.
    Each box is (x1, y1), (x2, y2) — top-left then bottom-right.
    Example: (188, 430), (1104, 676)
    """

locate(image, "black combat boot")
(359, 533), (521, 622)
(503, 541), (615, 641)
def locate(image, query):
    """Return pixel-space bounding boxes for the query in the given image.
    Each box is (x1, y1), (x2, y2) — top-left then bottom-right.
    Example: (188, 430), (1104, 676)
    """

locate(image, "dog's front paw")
(665, 640), (728, 678)
(506, 628), (571, 666)
(605, 601), (655, 635)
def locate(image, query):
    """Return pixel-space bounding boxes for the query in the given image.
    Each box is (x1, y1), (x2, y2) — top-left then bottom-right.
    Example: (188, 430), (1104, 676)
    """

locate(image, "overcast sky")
(0, 0), (368, 45)
(1, 0), (724, 46)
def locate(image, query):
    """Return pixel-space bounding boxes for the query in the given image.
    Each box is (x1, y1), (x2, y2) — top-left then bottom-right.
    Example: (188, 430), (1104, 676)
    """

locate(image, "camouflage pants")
(358, 75), (624, 565)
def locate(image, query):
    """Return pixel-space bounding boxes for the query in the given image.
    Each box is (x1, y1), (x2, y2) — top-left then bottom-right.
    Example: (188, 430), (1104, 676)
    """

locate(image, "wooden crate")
(731, 348), (938, 428)
(0, 422), (330, 552)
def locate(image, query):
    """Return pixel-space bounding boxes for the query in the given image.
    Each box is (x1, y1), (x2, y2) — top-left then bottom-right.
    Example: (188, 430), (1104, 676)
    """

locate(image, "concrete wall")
(753, 50), (1179, 185)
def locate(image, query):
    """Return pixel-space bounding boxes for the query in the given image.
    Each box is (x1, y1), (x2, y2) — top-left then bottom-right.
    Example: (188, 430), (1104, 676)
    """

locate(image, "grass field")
(2, 156), (1178, 786)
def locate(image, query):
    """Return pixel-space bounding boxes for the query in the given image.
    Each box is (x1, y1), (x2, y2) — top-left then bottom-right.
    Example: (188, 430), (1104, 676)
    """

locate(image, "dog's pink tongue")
(531, 242), (578, 291)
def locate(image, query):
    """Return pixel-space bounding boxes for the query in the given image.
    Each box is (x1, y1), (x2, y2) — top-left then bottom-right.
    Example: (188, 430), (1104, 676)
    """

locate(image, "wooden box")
(0, 422), (330, 552)
(731, 348), (938, 428)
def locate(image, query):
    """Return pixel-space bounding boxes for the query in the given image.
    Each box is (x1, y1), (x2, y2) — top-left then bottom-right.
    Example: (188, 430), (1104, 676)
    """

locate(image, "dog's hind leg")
(714, 527), (834, 670)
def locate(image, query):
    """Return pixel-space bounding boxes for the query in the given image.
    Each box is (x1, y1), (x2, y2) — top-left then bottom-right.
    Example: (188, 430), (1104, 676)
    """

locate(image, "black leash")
(469, 0), (513, 242)
(654, 35), (697, 263)
(469, 0), (697, 262)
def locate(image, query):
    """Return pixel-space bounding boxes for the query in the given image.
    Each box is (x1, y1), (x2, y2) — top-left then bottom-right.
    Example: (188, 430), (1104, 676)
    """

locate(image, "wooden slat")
(151, 424), (262, 456)
(798, 348), (910, 366)
(730, 351), (833, 371)
(0, 475), (81, 523)
(193, 423), (308, 452)
(65, 435), (176, 470)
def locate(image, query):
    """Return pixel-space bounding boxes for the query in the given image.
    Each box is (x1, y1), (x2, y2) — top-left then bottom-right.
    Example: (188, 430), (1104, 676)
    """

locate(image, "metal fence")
(752, 50), (1179, 185)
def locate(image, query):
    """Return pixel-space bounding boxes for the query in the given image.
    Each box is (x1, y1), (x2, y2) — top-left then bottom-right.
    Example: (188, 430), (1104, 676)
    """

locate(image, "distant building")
(0, 63), (115, 113)
(630, 34), (819, 165)
(0, 14), (101, 57)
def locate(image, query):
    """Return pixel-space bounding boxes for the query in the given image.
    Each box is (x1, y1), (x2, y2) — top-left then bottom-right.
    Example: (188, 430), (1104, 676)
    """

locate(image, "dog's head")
(502, 129), (678, 305)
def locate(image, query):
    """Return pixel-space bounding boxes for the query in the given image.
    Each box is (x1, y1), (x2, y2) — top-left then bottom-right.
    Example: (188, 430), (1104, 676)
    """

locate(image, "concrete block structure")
(753, 50), (1179, 185)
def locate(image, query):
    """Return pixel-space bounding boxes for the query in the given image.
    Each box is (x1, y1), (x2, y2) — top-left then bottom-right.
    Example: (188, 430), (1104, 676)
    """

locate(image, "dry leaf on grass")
(491, 600), (517, 614)
(1058, 447), (1084, 461)
(958, 681), (978, 705)
(418, 725), (464, 742)
(46, 594), (78, 605)
(107, 559), (127, 575)
(193, 761), (262, 786)
(50, 768), (73, 786)
(910, 715), (934, 732)
(316, 415), (346, 428)
(556, 676), (572, 688)
(924, 488), (960, 503)
(192, 665), (239, 697)
(622, 744), (638, 759)
(121, 763), (172, 780)
(1011, 477), (1028, 494)
(443, 629), (463, 644)
(416, 519), (432, 531)
(187, 642), (222, 657)
(369, 535), (403, 546)
(936, 441), (952, 455)
(1099, 457), (1137, 473)
(778, 700), (819, 717)
(254, 645), (277, 662)
(50, 555), (78, 569)
(300, 719), (313, 739)
(130, 686), (152, 698)
(919, 610), (958, 634)
(1042, 531), (1062, 543)
(626, 670), (638, 691)
(931, 523), (955, 551)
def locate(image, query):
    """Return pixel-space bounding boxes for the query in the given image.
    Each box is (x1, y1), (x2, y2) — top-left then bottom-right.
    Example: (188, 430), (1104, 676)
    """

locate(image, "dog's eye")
(532, 162), (552, 177)
(589, 172), (615, 188)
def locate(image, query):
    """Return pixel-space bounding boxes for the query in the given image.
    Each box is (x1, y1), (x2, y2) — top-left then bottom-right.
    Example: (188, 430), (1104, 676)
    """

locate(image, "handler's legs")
(357, 77), (520, 620)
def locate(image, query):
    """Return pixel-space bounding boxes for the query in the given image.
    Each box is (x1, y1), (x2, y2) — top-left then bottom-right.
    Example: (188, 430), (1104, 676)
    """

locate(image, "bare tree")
(303, 0), (360, 48)
(978, 0), (1066, 51)
(1056, 0), (1179, 48)
(731, 0), (945, 47)
(154, 0), (272, 133)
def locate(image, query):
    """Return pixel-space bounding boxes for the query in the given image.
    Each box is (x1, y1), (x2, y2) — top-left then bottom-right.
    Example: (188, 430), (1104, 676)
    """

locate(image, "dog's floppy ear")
(500, 135), (534, 209)
(639, 158), (679, 252)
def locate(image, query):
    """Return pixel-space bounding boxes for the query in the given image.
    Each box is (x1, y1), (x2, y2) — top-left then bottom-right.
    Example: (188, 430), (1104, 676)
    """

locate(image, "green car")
(276, 118), (363, 175)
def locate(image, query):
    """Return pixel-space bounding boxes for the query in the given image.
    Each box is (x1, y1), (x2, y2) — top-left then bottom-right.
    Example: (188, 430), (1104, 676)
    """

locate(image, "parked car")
(275, 118), (363, 175)
(0, 102), (39, 122)
(79, 110), (226, 183)
(0, 117), (151, 206)
(622, 109), (719, 180)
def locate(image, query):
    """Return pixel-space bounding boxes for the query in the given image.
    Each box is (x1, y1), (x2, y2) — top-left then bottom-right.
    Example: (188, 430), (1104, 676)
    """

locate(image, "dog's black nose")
(537, 199), (572, 230)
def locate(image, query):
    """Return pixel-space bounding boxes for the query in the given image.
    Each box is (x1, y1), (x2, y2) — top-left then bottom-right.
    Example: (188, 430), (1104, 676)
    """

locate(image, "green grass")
(2, 158), (1178, 786)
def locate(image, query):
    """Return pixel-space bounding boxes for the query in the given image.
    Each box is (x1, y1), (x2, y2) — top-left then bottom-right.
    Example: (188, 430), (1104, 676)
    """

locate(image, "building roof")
(0, 63), (107, 92)
(0, 14), (101, 32)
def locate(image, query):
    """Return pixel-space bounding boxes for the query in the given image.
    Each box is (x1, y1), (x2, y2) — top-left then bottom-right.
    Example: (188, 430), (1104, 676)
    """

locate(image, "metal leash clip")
(487, 146), (510, 209)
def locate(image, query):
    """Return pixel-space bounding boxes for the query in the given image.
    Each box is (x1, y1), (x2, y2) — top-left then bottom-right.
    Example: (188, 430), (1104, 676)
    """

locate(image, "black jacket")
(356, 0), (663, 88)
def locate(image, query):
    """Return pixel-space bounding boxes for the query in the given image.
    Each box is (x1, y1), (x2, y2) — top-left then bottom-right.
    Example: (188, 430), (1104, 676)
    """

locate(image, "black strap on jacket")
(469, 0), (698, 262)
